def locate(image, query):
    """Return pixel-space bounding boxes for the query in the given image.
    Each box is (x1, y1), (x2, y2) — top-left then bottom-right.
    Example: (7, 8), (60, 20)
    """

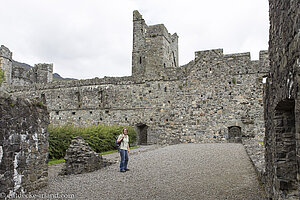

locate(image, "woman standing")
(117, 128), (130, 172)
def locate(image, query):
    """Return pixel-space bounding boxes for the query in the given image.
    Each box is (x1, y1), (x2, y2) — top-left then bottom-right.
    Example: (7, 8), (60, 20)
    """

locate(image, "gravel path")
(35, 143), (265, 200)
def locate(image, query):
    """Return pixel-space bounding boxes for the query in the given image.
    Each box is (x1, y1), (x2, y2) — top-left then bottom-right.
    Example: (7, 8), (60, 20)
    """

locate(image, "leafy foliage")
(48, 124), (137, 159)
(0, 68), (4, 86)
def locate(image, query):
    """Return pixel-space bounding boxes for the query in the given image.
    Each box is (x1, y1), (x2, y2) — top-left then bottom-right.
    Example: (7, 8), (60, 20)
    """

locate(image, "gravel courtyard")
(37, 143), (265, 200)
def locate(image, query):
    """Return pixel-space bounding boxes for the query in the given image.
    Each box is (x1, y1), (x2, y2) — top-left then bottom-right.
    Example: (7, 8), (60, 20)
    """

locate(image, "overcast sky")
(0, 0), (269, 79)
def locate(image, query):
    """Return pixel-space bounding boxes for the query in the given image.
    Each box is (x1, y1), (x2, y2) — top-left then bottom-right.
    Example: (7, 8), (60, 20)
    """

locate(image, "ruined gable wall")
(0, 91), (49, 198)
(264, 0), (300, 199)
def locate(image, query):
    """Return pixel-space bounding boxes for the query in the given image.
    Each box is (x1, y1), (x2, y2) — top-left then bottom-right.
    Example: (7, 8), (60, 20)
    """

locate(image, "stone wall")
(3, 10), (268, 145)
(264, 0), (300, 199)
(0, 90), (49, 198)
(7, 48), (268, 145)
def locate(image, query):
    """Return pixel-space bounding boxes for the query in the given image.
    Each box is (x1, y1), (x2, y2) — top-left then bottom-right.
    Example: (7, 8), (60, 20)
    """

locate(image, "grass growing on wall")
(0, 67), (5, 86)
(48, 124), (137, 159)
(258, 141), (264, 146)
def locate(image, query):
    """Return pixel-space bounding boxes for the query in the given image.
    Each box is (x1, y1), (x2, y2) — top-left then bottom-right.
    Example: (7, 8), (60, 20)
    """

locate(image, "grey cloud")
(0, 0), (268, 79)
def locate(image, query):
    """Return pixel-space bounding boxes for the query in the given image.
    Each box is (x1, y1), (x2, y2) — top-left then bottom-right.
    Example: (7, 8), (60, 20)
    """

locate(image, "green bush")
(48, 124), (137, 159)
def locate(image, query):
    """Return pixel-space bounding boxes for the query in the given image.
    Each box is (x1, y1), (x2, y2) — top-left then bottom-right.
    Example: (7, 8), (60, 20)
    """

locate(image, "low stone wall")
(0, 90), (49, 198)
(243, 138), (265, 184)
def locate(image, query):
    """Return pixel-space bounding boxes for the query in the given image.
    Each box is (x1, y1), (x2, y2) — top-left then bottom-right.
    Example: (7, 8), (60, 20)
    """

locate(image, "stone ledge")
(242, 138), (266, 193)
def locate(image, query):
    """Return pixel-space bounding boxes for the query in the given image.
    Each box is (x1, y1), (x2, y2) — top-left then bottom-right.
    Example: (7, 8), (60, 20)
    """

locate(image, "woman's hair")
(123, 128), (128, 134)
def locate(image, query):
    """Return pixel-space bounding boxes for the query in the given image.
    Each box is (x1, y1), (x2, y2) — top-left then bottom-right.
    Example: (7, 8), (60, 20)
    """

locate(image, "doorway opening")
(136, 124), (148, 145)
(228, 126), (242, 143)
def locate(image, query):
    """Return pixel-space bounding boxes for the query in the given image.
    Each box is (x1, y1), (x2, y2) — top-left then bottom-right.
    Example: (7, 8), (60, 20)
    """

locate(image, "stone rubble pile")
(60, 136), (113, 175)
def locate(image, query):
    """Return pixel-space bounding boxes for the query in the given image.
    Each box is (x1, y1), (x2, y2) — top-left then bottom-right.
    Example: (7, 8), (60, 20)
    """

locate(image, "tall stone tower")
(132, 10), (179, 79)
(0, 45), (12, 85)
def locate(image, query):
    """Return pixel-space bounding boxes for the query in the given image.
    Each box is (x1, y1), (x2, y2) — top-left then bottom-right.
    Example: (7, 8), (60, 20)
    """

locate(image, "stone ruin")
(60, 136), (113, 175)
(0, 45), (53, 87)
(0, 90), (49, 198)
(1, 10), (269, 145)
(0, 2), (298, 198)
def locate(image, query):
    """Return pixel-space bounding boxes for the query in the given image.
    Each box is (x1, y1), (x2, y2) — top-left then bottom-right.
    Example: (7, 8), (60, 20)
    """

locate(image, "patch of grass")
(48, 158), (65, 165)
(99, 145), (141, 155)
(48, 146), (141, 165)
(131, 145), (140, 149)
(32, 100), (44, 108)
(99, 150), (118, 155)
(258, 141), (264, 146)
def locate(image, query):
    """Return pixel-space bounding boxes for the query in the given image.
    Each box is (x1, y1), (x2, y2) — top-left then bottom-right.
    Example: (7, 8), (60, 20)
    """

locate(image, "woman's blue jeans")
(119, 149), (129, 171)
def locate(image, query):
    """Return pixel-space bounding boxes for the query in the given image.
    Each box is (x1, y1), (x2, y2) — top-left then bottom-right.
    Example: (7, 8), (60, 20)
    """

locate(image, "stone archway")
(136, 124), (148, 145)
(228, 126), (242, 143)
